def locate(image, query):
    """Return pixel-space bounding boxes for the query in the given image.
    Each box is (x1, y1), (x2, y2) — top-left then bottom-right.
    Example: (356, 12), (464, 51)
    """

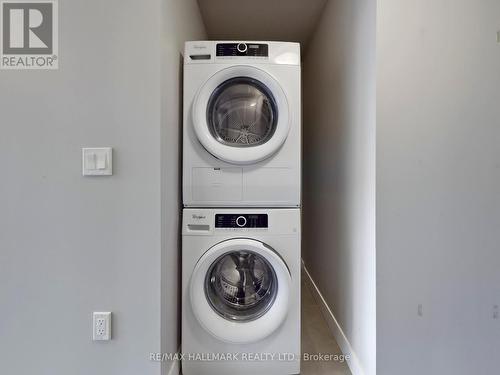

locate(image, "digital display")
(216, 43), (268, 57)
(215, 214), (268, 228)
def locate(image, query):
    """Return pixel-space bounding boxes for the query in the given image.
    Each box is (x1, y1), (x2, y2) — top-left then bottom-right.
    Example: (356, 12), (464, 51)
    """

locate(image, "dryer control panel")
(215, 214), (268, 228)
(216, 43), (268, 57)
(184, 41), (300, 65)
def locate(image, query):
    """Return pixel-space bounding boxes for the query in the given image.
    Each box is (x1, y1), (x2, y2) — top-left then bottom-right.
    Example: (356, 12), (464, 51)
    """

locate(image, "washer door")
(192, 66), (290, 165)
(190, 238), (291, 343)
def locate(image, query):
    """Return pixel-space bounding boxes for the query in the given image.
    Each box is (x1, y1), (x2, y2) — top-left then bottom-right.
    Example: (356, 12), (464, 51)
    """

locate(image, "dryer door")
(192, 66), (290, 165)
(190, 238), (291, 343)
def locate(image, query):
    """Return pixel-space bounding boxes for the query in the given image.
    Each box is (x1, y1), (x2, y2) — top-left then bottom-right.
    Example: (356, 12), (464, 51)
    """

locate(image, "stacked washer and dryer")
(181, 41), (301, 375)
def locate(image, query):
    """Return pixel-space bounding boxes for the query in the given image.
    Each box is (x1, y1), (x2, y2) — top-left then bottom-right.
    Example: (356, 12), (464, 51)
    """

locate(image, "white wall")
(302, 0), (376, 374)
(377, 0), (500, 373)
(160, 0), (206, 374)
(0, 1), (205, 374)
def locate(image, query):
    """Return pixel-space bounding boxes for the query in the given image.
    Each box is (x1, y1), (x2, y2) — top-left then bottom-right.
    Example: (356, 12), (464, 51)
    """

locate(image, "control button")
(237, 43), (247, 53)
(236, 216), (247, 227)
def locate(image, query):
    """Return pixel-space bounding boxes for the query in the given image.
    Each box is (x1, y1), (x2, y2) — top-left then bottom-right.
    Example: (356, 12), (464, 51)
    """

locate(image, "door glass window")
(207, 77), (278, 147)
(205, 250), (278, 322)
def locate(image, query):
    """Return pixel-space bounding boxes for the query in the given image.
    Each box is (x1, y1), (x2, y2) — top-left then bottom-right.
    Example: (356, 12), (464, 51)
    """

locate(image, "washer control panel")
(216, 43), (268, 57)
(215, 214), (268, 228)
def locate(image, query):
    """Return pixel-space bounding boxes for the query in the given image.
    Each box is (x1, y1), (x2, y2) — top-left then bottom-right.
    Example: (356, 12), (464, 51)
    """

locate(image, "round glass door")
(189, 238), (291, 343)
(207, 77), (278, 147)
(192, 65), (290, 165)
(205, 250), (278, 322)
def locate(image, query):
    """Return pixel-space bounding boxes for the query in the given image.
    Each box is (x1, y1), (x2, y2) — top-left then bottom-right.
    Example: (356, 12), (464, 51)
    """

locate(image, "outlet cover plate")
(93, 312), (112, 341)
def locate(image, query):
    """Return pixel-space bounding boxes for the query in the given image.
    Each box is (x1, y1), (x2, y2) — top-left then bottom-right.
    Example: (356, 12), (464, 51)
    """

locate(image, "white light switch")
(82, 148), (112, 176)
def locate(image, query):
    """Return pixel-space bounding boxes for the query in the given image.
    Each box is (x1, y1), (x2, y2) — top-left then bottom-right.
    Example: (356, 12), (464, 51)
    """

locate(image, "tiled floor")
(301, 272), (352, 375)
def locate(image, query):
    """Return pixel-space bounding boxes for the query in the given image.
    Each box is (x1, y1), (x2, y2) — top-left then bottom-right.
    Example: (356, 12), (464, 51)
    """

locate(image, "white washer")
(182, 208), (301, 375)
(183, 41), (301, 207)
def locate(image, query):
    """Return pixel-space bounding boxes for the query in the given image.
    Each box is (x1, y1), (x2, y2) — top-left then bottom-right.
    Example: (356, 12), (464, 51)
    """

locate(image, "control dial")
(237, 43), (248, 53)
(236, 216), (247, 227)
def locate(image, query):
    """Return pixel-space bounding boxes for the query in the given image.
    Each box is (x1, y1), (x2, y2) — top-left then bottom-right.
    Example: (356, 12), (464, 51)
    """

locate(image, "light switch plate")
(82, 148), (112, 176)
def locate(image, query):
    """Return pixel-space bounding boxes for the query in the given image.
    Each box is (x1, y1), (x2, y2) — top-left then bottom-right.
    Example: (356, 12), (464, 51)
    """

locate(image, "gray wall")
(160, 0), (206, 374)
(377, 0), (500, 373)
(0, 0), (204, 374)
(302, 0), (376, 374)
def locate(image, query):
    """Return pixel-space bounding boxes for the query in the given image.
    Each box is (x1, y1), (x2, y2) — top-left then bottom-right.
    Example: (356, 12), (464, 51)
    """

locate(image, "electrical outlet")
(493, 305), (499, 320)
(417, 304), (423, 317)
(93, 312), (111, 341)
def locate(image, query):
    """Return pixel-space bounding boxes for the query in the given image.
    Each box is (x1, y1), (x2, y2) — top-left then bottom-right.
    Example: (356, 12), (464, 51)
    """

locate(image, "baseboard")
(302, 261), (365, 375)
(166, 347), (181, 375)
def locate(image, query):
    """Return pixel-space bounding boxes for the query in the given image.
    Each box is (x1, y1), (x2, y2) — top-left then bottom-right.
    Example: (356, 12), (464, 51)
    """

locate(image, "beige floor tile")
(301, 272), (352, 375)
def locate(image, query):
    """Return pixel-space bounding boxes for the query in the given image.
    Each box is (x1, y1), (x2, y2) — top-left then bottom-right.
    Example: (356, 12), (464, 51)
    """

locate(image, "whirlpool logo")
(1, 0), (58, 69)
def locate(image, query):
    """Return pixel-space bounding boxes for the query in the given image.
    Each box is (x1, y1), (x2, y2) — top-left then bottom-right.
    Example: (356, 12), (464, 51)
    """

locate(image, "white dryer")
(182, 208), (301, 375)
(183, 41), (301, 207)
